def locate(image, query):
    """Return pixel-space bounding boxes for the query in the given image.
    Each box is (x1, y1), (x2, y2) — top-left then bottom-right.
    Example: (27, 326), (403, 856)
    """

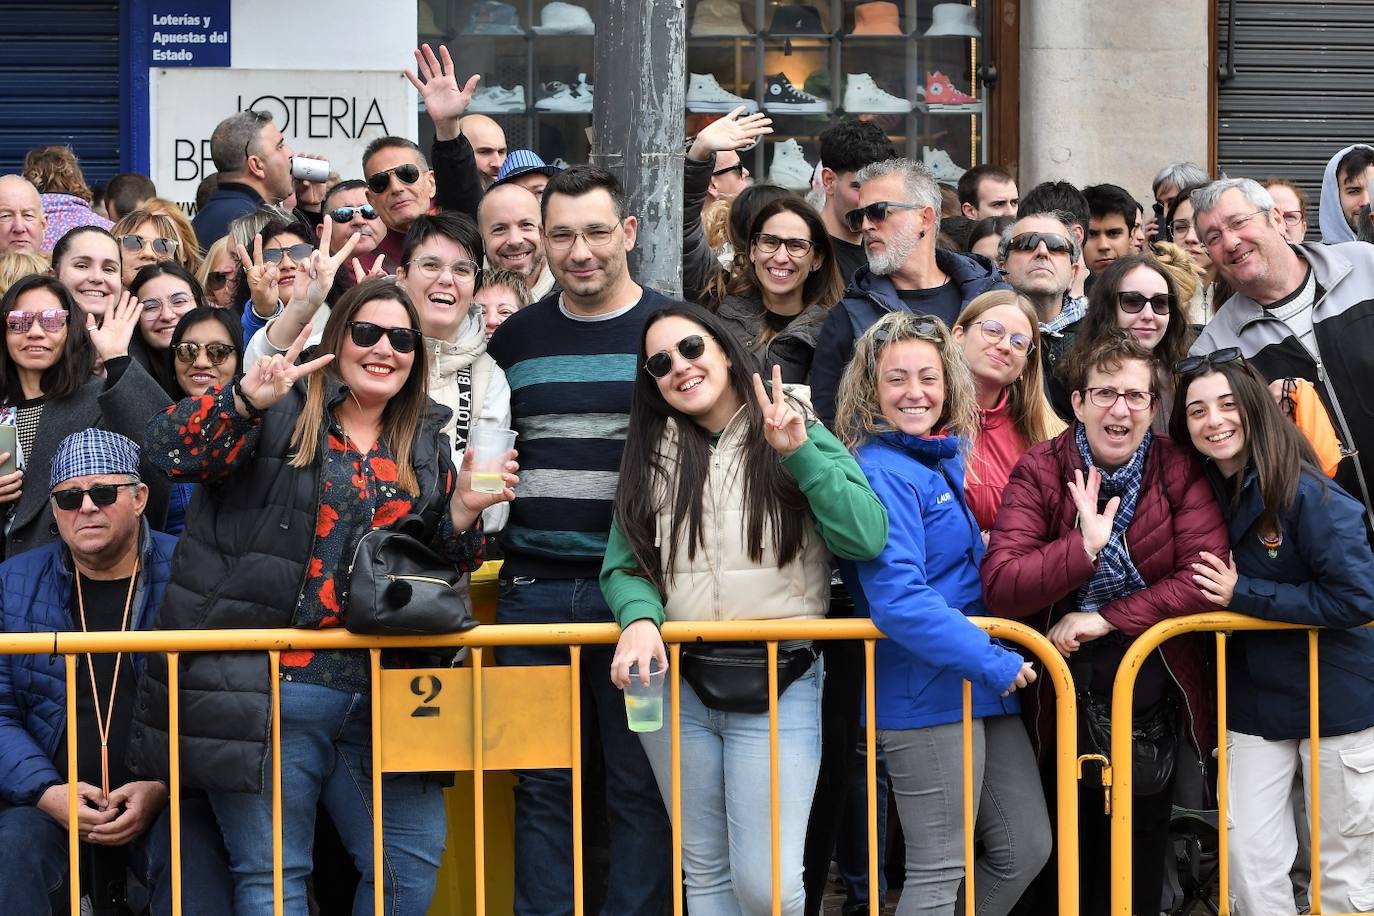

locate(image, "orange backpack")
(1280, 377), (1345, 478)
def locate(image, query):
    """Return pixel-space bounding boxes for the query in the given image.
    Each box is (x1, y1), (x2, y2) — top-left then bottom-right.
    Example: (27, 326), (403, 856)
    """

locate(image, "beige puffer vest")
(653, 404), (830, 622)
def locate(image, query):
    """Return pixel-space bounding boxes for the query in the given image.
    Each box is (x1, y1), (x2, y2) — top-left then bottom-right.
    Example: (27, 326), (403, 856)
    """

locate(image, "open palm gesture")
(1067, 467), (1120, 557)
(688, 107), (772, 161)
(238, 323), (335, 412)
(752, 364), (806, 457)
(405, 44), (480, 130)
(86, 290), (140, 363)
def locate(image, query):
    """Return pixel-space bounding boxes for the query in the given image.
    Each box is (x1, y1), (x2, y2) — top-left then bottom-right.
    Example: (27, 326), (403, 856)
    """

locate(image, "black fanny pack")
(679, 641), (818, 714)
(1077, 688), (1179, 796)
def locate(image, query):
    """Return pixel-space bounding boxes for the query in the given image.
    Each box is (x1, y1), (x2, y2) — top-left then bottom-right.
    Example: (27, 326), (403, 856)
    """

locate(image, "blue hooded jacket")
(846, 431), (1023, 730)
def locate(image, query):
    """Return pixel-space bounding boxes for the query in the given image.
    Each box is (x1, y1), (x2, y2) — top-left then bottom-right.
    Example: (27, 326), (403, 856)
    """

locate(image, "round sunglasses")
(172, 341), (237, 366)
(1116, 291), (1174, 315)
(644, 334), (713, 379)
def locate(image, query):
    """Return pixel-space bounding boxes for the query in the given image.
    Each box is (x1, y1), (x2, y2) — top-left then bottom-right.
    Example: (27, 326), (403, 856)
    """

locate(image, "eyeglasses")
(1080, 387), (1156, 411)
(1168, 219), (1195, 238)
(1279, 210), (1305, 228)
(712, 162), (745, 178)
(1117, 291), (1173, 315)
(119, 234), (179, 257)
(263, 243), (314, 265)
(139, 293), (195, 316)
(1173, 347), (1242, 375)
(970, 319), (1034, 354)
(843, 201), (921, 233)
(545, 224), (620, 251)
(1006, 231), (1074, 255)
(205, 270), (237, 292)
(365, 163), (422, 195)
(644, 334), (712, 379)
(406, 257), (478, 280)
(51, 482), (139, 512)
(329, 204), (378, 223)
(172, 341), (237, 366)
(753, 233), (815, 257)
(347, 321), (421, 353)
(1201, 210), (1266, 247)
(6, 309), (68, 334)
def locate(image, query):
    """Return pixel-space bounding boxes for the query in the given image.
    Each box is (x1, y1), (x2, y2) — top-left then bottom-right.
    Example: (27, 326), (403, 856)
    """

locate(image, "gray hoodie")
(1318, 143), (1374, 244)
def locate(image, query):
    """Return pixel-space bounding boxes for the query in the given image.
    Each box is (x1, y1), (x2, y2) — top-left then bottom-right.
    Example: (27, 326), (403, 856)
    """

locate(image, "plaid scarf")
(1075, 422), (1150, 614)
(1040, 294), (1087, 337)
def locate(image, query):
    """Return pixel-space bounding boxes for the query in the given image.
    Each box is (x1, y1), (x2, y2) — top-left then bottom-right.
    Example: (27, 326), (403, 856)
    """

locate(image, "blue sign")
(149, 0), (231, 67)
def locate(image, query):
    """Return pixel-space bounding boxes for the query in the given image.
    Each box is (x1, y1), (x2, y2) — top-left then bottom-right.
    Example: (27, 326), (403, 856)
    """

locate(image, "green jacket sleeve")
(599, 515), (667, 629)
(780, 422), (890, 561)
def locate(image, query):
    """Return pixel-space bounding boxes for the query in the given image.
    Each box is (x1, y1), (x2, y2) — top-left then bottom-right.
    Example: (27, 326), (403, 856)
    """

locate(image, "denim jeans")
(495, 576), (672, 916)
(637, 659), (823, 916)
(208, 678), (448, 916)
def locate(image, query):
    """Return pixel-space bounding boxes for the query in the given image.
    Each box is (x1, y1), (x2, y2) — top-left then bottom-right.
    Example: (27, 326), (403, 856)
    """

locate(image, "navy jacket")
(810, 250), (1007, 427)
(191, 182), (265, 248)
(1214, 464), (1374, 740)
(0, 525), (177, 805)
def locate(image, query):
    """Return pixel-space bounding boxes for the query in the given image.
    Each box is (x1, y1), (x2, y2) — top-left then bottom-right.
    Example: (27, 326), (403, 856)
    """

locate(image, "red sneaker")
(920, 71), (984, 113)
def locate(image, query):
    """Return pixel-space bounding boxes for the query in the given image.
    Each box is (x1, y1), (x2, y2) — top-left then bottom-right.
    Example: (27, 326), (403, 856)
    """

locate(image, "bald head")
(460, 115), (508, 189)
(0, 176), (46, 254)
(477, 182), (545, 284)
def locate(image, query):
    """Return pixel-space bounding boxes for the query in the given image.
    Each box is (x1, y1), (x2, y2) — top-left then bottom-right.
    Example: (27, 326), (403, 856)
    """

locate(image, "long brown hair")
(1076, 253), (1193, 376)
(287, 279), (430, 495)
(725, 198), (845, 337)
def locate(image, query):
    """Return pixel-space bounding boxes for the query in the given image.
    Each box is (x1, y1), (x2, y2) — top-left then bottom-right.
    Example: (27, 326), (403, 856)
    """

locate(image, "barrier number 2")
(410, 675), (443, 717)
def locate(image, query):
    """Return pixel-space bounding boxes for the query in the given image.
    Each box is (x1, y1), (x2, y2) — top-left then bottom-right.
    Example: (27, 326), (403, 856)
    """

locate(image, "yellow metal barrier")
(1109, 612), (1368, 916)
(1, 602), (1084, 915)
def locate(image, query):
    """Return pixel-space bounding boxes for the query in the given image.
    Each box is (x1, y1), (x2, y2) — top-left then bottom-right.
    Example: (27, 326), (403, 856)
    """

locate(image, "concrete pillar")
(1018, 0), (1210, 206)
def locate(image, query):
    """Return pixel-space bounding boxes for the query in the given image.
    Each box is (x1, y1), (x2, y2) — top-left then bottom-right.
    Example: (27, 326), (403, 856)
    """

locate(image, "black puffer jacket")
(127, 382), (456, 792)
(716, 294), (831, 385)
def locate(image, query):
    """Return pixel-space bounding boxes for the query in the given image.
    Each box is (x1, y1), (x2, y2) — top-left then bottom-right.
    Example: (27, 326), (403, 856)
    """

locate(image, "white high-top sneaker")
(686, 73), (758, 113)
(769, 139), (814, 189)
(922, 146), (966, 183)
(843, 73), (911, 113)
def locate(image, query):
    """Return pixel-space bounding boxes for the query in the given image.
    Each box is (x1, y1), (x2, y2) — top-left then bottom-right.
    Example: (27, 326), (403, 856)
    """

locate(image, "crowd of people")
(2, 38), (1374, 916)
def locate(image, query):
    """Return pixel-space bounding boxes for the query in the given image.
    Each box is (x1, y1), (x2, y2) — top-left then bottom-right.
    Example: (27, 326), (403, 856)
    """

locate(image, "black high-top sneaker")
(763, 72), (828, 113)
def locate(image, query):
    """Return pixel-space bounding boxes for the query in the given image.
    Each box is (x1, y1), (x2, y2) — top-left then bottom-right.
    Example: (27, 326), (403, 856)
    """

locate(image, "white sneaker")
(468, 85), (526, 113)
(686, 73), (758, 113)
(769, 139), (814, 189)
(843, 73), (911, 113)
(922, 146), (966, 183)
(536, 73), (593, 112)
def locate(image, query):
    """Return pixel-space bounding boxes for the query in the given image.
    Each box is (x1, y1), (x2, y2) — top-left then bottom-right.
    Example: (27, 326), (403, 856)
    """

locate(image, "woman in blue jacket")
(1171, 353), (1374, 916)
(834, 312), (1050, 916)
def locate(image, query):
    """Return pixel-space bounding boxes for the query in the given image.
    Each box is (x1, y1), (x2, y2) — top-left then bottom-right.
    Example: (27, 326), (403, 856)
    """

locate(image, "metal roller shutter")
(0, 2), (120, 184)
(1216, 0), (1374, 229)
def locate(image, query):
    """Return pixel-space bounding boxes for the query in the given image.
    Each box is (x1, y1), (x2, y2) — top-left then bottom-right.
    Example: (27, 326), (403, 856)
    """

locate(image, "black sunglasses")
(347, 321), (421, 353)
(51, 482), (139, 512)
(1173, 347), (1242, 375)
(644, 334), (711, 379)
(1117, 291), (1174, 315)
(712, 162), (745, 178)
(205, 270), (236, 292)
(843, 201), (921, 233)
(329, 204), (378, 223)
(172, 341), (237, 366)
(263, 242), (314, 265)
(1006, 232), (1074, 255)
(366, 163), (422, 195)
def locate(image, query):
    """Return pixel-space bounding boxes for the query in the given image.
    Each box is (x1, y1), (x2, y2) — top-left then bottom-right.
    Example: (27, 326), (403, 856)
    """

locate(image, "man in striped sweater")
(487, 166), (672, 916)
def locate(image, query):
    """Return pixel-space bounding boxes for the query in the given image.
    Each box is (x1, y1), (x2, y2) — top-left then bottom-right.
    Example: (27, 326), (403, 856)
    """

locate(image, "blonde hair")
(1148, 240), (1202, 306)
(196, 236), (235, 292)
(113, 201), (203, 274)
(0, 250), (51, 297)
(702, 196), (731, 254)
(835, 312), (979, 451)
(953, 291), (1066, 447)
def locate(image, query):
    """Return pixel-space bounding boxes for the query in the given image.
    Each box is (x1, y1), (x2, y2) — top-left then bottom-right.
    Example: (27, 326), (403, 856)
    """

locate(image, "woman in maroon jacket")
(981, 329), (1228, 915)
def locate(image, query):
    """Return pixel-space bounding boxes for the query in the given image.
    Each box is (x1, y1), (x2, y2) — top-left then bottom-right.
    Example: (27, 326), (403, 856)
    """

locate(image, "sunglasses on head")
(6, 309), (68, 334)
(1173, 347), (1242, 375)
(843, 201), (921, 233)
(263, 242), (314, 265)
(873, 318), (940, 344)
(365, 163), (422, 195)
(119, 234), (179, 256)
(1116, 291), (1173, 315)
(172, 341), (237, 366)
(347, 321), (421, 353)
(1006, 232), (1074, 255)
(644, 334), (712, 379)
(51, 482), (139, 512)
(329, 204), (378, 223)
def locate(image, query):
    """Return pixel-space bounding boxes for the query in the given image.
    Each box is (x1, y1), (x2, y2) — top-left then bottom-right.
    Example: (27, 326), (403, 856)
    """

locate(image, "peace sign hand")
(404, 43), (480, 138)
(237, 235), (280, 316)
(298, 215), (360, 308)
(236, 323), (335, 413)
(752, 364), (807, 457)
(1067, 467), (1120, 558)
(351, 253), (389, 285)
(687, 107), (773, 162)
(86, 290), (140, 363)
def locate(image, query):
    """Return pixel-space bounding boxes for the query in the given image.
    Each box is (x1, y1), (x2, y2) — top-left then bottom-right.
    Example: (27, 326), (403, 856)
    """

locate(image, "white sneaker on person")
(686, 73), (759, 113)
(843, 73), (912, 113)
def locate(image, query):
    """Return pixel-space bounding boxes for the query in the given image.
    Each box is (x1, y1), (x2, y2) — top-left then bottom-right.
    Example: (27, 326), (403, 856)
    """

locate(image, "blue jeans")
(637, 659), (823, 916)
(208, 679), (448, 916)
(495, 576), (672, 916)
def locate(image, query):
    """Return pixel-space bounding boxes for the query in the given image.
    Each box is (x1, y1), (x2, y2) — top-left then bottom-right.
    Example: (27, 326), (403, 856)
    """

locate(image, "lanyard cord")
(73, 557), (140, 797)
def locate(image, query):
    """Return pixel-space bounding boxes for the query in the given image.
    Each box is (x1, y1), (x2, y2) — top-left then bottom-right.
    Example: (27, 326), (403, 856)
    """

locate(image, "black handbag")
(1077, 687), (1179, 797)
(679, 642), (818, 714)
(346, 514), (480, 636)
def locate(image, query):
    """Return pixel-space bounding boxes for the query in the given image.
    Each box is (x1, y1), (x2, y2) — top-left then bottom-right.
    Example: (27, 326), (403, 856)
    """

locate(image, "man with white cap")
(0, 428), (230, 914)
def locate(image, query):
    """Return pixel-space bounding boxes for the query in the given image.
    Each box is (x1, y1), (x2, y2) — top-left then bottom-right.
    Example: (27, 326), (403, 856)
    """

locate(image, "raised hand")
(752, 364), (806, 457)
(297, 215), (360, 307)
(237, 235), (280, 315)
(86, 289), (139, 363)
(237, 323), (335, 413)
(687, 107), (773, 162)
(405, 44), (480, 139)
(1067, 467), (1119, 558)
(352, 253), (389, 285)
(292, 150), (330, 208)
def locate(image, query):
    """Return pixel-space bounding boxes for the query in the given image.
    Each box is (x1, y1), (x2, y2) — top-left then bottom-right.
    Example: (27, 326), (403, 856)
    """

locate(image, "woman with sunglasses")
(951, 290), (1065, 535)
(195, 235), (240, 310)
(982, 329), (1228, 915)
(112, 205), (195, 288)
(1168, 352), (1374, 915)
(0, 274), (172, 557)
(1069, 253), (1194, 435)
(605, 303), (887, 915)
(237, 217), (323, 345)
(127, 262), (208, 399)
(132, 278), (517, 916)
(50, 225), (122, 322)
(830, 312), (1045, 916)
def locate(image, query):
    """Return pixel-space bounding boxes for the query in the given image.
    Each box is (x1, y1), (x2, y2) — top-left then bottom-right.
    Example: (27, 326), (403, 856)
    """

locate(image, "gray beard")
(867, 223), (921, 276)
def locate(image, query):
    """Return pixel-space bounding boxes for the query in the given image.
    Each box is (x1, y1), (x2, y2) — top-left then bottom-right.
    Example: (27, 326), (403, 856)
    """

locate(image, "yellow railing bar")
(472, 647), (487, 916)
(1309, 630), (1322, 914)
(670, 642), (683, 916)
(370, 648), (384, 916)
(864, 639), (879, 915)
(270, 650), (283, 916)
(1216, 633), (1229, 915)
(168, 651), (183, 916)
(65, 653), (79, 916)
(570, 645), (584, 916)
(962, 679), (975, 916)
(768, 640), (781, 916)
